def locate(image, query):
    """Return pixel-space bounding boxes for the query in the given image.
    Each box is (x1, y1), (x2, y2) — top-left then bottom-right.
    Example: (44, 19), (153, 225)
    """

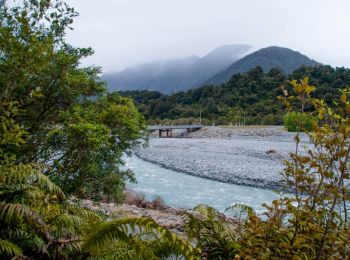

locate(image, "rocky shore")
(70, 194), (230, 236)
(137, 126), (308, 190)
(76, 199), (187, 234)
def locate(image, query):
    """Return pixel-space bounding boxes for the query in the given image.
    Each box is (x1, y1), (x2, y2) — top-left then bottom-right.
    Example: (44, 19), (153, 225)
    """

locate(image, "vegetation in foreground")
(0, 1), (196, 258)
(1, 0), (350, 259)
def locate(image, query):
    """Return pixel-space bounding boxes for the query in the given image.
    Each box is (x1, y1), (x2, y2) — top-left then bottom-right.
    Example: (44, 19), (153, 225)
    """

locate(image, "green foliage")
(0, 239), (22, 258)
(183, 79), (350, 259)
(185, 204), (240, 259)
(47, 93), (145, 199)
(225, 203), (254, 221)
(121, 67), (286, 125)
(121, 65), (350, 126)
(0, 0), (146, 200)
(0, 161), (195, 259)
(238, 79), (350, 259)
(84, 217), (199, 259)
(283, 111), (316, 132)
(0, 101), (26, 163)
(0, 125), (101, 258)
(0, 1), (196, 259)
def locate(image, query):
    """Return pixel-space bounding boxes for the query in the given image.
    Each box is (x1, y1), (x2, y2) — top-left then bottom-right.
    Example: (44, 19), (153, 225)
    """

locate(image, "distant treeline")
(119, 65), (350, 125)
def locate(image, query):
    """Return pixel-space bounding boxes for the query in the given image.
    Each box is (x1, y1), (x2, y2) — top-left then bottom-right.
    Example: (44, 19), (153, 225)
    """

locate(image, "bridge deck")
(147, 125), (203, 131)
(147, 125), (203, 138)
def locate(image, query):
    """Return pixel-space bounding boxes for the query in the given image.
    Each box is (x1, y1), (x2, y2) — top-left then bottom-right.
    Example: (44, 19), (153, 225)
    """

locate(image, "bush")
(150, 195), (167, 210)
(124, 189), (148, 207)
(283, 111), (316, 132)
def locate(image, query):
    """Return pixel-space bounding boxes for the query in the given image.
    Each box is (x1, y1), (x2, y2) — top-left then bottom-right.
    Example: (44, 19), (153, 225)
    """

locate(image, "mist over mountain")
(103, 44), (251, 94)
(103, 45), (320, 94)
(205, 46), (320, 85)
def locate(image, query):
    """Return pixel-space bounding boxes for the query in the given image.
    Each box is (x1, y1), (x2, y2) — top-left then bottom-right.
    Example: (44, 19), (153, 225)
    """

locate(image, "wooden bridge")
(147, 125), (203, 138)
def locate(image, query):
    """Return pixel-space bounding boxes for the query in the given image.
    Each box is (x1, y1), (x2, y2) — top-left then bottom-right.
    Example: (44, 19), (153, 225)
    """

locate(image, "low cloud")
(66, 0), (350, 72)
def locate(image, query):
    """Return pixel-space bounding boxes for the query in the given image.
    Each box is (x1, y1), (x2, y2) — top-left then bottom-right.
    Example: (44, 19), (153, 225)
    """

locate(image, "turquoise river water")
(125, 156), (281, 214)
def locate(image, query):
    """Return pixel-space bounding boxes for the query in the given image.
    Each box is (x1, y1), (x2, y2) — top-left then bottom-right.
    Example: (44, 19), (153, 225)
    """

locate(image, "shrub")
(124, 189), (148, 207)
(239, 79), (350, 258)
(186, 79), (350, 259)
(283, 111), (316, 132)
(150, 195), (167, 210)
(185, 204), (240, 259)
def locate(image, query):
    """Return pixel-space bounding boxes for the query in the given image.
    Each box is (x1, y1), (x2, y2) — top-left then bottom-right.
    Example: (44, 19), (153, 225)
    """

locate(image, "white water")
(125, 156), (281, 214)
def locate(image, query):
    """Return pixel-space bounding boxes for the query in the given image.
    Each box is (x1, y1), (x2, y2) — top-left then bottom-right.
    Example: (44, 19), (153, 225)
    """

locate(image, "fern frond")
(65, 204), (101, 222)
(193, 204), (221, 220)
(34, 171), (65, 200)
(0, 239), (22, 258)
(1, 228), (44, 252)
(83, 217), (198, 259)
(225, 203), (254, 219)
(49, 214), (86, 235)
(0, 202), (36, 224)
(49, 240), (82, 257)
(88, 238), (155, 260)
(0, 184), (41, 200)
(0, 163), (65, 200)
(0, 202), (49, 238)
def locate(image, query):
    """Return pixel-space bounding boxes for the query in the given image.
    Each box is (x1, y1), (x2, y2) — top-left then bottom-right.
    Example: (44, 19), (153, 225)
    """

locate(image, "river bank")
(71, 191), (233, 236)
(137, 126), (307, 190)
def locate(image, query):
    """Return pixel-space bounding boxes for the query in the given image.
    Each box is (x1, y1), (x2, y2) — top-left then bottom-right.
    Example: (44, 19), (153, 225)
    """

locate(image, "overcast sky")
(65, 0), (350, 73)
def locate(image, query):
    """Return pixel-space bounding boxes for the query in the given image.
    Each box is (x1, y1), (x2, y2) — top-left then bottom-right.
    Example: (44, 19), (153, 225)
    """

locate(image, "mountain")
(204, 46), (320, 85)
(102, 44), (251, 94)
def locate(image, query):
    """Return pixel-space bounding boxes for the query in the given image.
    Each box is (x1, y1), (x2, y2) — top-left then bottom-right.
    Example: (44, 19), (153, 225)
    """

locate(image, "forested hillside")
(205, 46), (320, 85)
(121, 65), (350, 125)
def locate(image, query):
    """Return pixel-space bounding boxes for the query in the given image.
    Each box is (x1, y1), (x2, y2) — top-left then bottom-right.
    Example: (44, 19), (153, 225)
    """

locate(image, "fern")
(88, 239), (150, 260)
(0, 165), (102, 258)
(0, 163), (65, 200)
(83, 217), (199, 259)
(0, 203), (38, 224)
(0, 229), (44, 252)
(0, 239), (22, 258)
(49, 214), (87, 235)
(185, 204), (240, 259)
(65, 204), (101, 222)
(225, 203), (254, 219)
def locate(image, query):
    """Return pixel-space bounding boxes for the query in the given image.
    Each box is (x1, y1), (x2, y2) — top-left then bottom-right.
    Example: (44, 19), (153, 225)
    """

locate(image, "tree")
(0, 96), (100, 258)
(0, 1), (196, 259)
(0, 0), (146, 200)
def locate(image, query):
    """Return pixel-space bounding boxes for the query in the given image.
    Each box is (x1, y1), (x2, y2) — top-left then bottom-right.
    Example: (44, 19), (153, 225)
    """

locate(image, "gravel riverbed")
(137, 126), (309, 190)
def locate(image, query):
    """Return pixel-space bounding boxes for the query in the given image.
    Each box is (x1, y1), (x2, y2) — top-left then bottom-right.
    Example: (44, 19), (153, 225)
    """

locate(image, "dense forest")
(120, 65), (350, 125)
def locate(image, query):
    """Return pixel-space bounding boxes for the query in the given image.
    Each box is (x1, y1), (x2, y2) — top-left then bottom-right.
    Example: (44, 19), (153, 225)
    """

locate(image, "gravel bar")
(137, 126), (308, 190)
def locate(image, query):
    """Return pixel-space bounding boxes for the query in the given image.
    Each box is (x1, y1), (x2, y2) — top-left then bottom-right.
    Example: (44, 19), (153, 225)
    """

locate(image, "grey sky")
(65, 0), (350, 73)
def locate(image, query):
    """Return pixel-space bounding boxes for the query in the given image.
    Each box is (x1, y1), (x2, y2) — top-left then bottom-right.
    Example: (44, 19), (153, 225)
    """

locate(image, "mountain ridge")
(102, 44), (251, 94)
(204, 46), (320, 85)
(103, 45), (320, 94)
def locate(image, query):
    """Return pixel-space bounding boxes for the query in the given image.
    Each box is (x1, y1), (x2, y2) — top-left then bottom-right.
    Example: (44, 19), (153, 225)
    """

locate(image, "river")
(125, 155), (281, 214)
